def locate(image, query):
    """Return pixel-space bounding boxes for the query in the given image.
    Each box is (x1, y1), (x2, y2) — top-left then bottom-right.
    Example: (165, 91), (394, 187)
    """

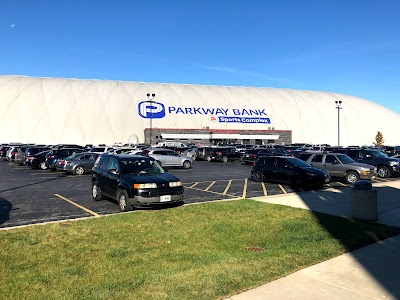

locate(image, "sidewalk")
(224, 180), (400, 300)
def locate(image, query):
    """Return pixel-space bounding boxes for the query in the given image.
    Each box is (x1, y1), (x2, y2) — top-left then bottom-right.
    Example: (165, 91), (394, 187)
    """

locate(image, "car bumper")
(391, 165), (400, 174)
(128, 188), (184, 207)
(360, 173), (376, 180)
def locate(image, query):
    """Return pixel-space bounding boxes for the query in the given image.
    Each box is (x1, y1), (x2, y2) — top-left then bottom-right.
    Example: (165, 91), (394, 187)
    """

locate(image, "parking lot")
(1, 160), (399, 229)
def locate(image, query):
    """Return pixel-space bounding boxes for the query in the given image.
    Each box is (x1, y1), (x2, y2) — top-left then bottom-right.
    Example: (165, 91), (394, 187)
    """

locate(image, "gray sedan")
(56, 152), (100, 175)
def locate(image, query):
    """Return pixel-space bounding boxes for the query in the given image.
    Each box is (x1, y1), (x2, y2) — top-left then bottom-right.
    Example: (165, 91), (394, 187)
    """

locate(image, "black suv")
(344, 149), (400, 178)
(91, 154), (184, 211)
(208, 147), (242, 162)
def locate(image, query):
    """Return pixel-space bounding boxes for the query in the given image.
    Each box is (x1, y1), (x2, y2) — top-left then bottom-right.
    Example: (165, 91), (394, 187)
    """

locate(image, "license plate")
(160, 195), (171, 202)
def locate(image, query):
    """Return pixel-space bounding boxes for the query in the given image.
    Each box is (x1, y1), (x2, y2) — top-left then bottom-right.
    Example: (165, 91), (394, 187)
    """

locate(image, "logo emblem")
(138, 101), (166, 119)
(208, 115), (218, 123)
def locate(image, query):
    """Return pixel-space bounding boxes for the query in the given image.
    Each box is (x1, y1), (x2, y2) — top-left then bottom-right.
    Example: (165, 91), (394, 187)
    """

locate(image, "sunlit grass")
(1, 200), (399, 300)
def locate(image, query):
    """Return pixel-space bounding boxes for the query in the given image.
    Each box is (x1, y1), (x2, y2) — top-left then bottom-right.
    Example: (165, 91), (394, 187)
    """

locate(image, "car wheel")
(117, 190), (130, 212)
(221, 156), (228, 163)
(345, 171), (359, 184)
(92, 181), (103, 201)
(253, 171), (264, 182)
(39, 162), (47, 170)
(74, 166), (85, 175)
(377, 166), (391, 178)
(182, 160), (191, 169)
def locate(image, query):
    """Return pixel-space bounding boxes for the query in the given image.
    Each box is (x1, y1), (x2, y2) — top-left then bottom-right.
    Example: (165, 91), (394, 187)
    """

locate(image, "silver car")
(299, 152), (376, 183)
(145, 148), (193, 169)
(56, 152), (100, 175)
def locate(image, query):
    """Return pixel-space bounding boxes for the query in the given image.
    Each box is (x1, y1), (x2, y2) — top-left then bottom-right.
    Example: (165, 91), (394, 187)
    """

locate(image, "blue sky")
(1, 0), (399, 113)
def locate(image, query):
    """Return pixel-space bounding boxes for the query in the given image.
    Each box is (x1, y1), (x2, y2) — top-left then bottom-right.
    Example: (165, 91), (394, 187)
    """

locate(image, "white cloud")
(201, 64), (289, 83)
(10, 24), (16, 28)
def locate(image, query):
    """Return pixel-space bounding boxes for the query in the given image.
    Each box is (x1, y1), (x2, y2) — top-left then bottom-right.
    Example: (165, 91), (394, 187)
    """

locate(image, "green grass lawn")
(1, 200), (399, 300)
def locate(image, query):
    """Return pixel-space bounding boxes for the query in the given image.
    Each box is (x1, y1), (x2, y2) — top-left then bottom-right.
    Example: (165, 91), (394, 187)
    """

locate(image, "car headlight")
(134, 183), (157, 189)
(389, 161), (399, 166)
(169, 181), (183, 187)
(360, 170), (370, 175)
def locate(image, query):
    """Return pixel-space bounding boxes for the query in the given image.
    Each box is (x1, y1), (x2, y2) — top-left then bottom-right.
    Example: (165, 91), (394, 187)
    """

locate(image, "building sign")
(138, 101), (271, 124)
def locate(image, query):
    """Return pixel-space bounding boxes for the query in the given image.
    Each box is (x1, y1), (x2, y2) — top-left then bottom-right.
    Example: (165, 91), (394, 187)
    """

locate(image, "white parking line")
(189, 182), (199, 188)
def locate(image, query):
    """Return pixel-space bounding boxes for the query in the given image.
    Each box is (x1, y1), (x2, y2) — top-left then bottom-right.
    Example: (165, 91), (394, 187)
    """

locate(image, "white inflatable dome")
(0, 75), (399, 146)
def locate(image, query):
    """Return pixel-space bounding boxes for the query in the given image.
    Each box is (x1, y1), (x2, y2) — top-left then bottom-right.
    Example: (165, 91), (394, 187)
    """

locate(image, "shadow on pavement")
(0, 197), (12, 225)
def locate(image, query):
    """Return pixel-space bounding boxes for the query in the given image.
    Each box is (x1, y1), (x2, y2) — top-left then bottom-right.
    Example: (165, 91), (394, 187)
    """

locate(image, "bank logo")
(138, 101), (166, 119)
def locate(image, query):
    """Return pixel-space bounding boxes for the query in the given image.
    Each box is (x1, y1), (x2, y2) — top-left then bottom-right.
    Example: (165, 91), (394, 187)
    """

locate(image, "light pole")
(147, 93), (156, 146)
(335, 100), (342, 146)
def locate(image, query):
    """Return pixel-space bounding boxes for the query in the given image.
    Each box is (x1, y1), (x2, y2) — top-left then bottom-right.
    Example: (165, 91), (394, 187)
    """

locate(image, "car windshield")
(337, 155), (355, 164)
(120, 158), (164, 175)
(367, 150), (388, 158)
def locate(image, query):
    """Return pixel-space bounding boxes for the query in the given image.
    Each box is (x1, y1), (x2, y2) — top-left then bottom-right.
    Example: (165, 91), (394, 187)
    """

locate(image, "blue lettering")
(233, 109), (240, 115)
(241, 109), (250, 116)
(215, 108), (225, 115)
(258, 109), (268, 116)
(176, 107), (185, 114)
(193, 107), (201, 114)
(202, 108), (215, 115)
(249, 109), (259, 116)
(185, 108), (193, 114)
(168, 107), (176, 113)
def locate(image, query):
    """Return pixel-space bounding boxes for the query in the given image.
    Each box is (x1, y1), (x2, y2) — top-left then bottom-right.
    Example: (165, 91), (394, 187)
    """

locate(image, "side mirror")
(163, 167), (169, 172)
(108, 169), (119, 175)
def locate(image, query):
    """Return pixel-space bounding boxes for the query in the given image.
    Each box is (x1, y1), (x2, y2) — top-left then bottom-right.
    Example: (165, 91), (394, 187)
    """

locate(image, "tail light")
(12, 151), (18, 155)
(253, 154), (257, 158)
(216, 151), (222, 155)
(48, 155), (55, 159)
(27, 157), (34, 161)
(60, 160), (66, 165)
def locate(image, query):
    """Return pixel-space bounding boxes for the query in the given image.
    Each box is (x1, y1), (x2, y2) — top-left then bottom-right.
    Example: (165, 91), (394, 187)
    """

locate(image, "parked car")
(30, 150), (52, 169)
(0, 146), (11, 160)
(91, 154), (184, 211)
(19, 146), (50, 165)
(141, 148), (193, 169)
(251, 156), (330, 188)
(344, 149), (400, 178)
(56, 152), (100, 175)
(208, 147), (242, 162)
(89, 146), (114, 153)
(45, 148), (85, 170)
(298, 152), (377, 183)
(196, 147), (213, 161)
(242, 148), (290, 165)
(380, 146), (400, 157)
